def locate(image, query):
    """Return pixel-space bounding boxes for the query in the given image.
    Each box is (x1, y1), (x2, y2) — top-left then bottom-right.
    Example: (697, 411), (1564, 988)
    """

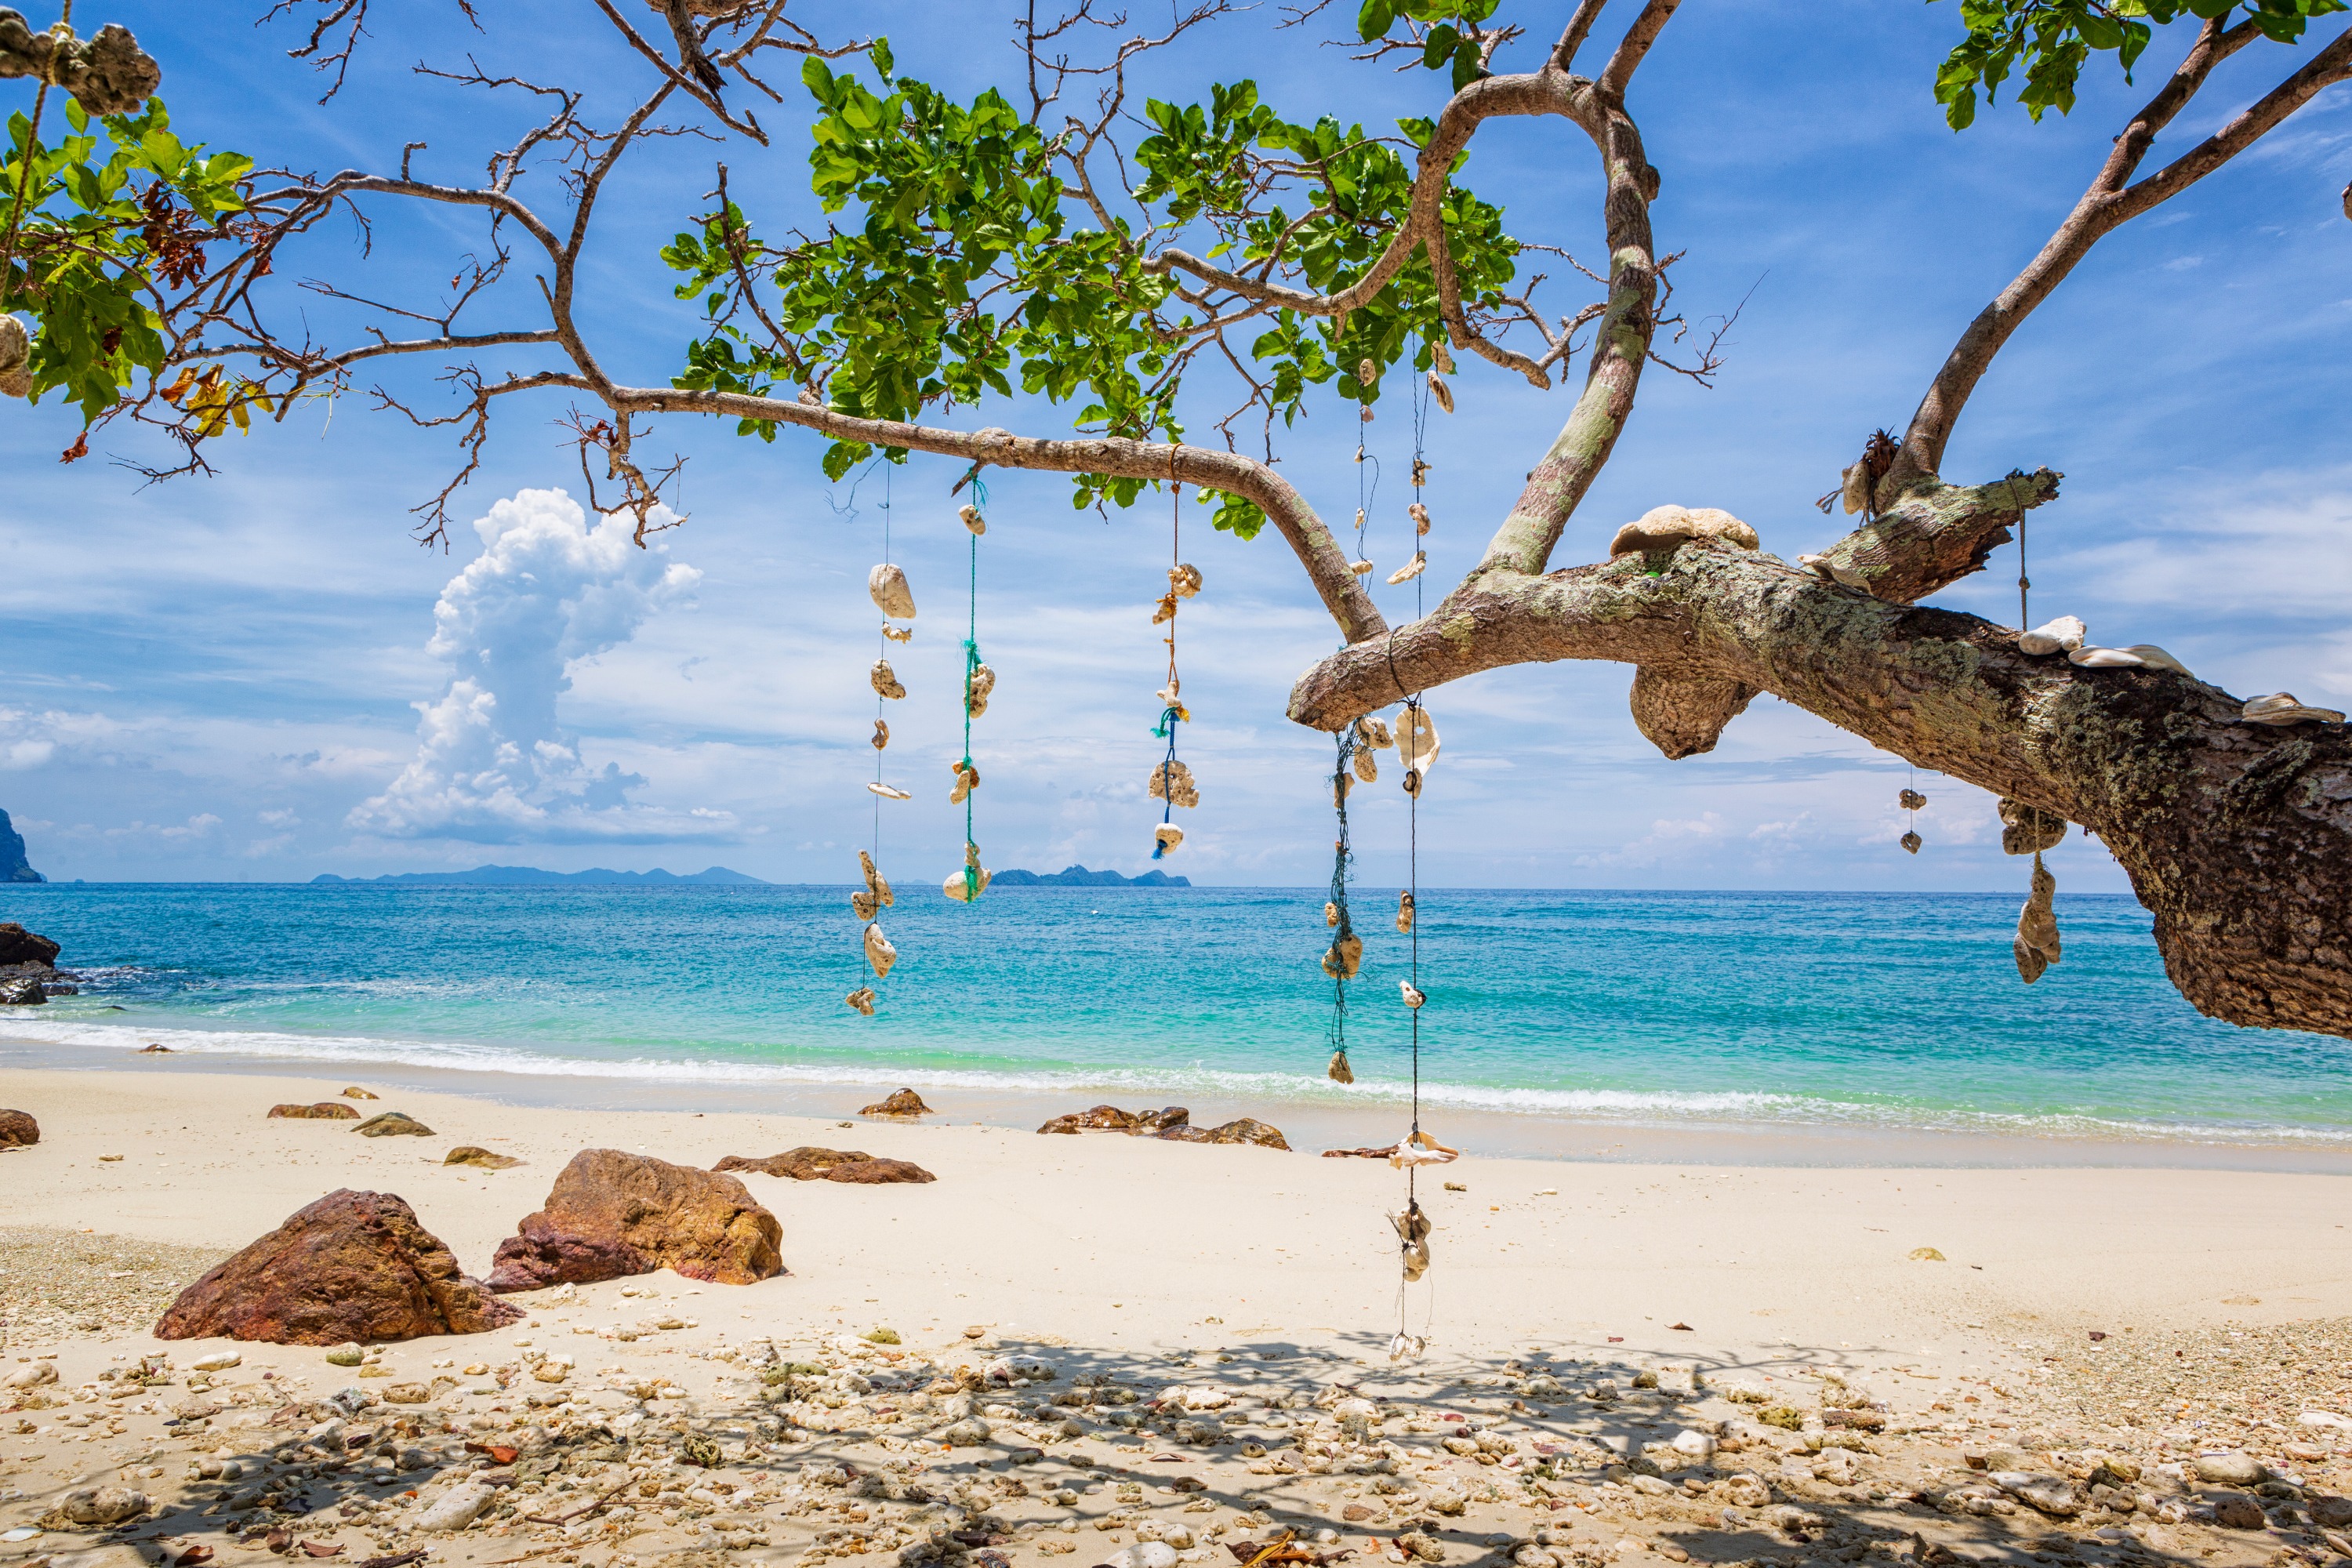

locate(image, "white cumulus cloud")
(349, 488), (722, 844)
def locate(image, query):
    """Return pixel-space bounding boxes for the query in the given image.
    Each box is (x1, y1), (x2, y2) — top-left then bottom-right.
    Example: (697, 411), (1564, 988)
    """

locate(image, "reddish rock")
(486, 1149), (782, 1294)
(0, 1109), (37, 1148)
(823, 1157), (936, 1185)
(0, 922), (60, 967)
(154, 1189), (520, 1345)
(1036, 1105), (1189, 1135)
(859, 1087), (933, 1118)
(1157, 1117), (1290, 1150)
(717, 1146), (872, 1179)
(268, 1102), (361, 1120)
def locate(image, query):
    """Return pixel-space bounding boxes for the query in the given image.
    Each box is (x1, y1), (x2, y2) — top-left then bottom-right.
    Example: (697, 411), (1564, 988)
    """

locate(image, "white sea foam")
(6, 1014), (2350, 1149)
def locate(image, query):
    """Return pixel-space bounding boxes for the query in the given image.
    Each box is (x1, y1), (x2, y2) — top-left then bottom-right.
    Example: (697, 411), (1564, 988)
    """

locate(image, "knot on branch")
(1803, 466), (2063, 607)
(0, 11), (160, 115)
(1628, 666), (1755, 760)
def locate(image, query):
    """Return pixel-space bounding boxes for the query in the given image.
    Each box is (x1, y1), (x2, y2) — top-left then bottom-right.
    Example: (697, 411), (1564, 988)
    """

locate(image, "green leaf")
(870, 37), (895, 78)
(1357, 0), (1397, 42)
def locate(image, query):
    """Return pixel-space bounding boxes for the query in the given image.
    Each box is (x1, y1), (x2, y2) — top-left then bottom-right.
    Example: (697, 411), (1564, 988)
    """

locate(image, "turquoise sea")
(2, 882), (2348, 1154)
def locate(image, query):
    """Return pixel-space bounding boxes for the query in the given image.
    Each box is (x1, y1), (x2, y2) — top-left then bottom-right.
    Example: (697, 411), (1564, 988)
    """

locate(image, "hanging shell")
(869, 564), (917, 619)
(1899, 788), (1926, 811)
(1900, 831), (1922, 855)
(965, 662), (996, 717)
(942, 858), (993, 904)
(1353, 507), (1366, 532)
(844, 985), (877, 1018)
(1360, 716), (1395, 750)
(882, 622), (913, 644)
(2013, 855), (2061, 984)
(1359, 404), (1374, 423)
(871, 720), (890, 751)
(0, 314), (29, 400)
(1152, 593), (1178, 626)
(859, 849), (894, 907)
(2016, 615), (2086, 656)
(1353, 748), (1379, 784)
(1427, 370), (1454, 414)
(1356, 358), (1377, 386)
(1399, 981), (1425, 1009)
(1410, 456), (1431, 486)
(1321, 933), (1363, 980)
(2241, 691), (2347, 726)
(867, 782), (912, 800)
(949, 760), (979, 804)
(1388, 1332), (1426, 1363)
(852, 889), (880, 921)
(1154, 823), (1185, 856)
(1400, 1240), (1430, 1282)
(871, 659), (907, 699)
(2067, 646), (2146, 669)
(1839, 461), (1871, 517)
(959, 503), (985, 536)
(1348, 558), (1374, 576)
(1397, 891), (1414, 933)
(1410, 502), (1431, 537)
(1147, 758), (1199, 808)
(1170, 563), (1203, 598)
(1432, 339), (1454, 375)
(1327, 1050), (1354, 1086)
(864, 924), (898, 979)
(1397, 706), (1440, 788)
(1998, 797), (2067, 856)
(1386, 553), (1428, 585)
(1324, 901), (1341, 929)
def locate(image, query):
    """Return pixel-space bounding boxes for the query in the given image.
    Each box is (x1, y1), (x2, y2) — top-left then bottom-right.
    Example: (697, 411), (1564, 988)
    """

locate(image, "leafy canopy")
(1932, 0), (2346, 129)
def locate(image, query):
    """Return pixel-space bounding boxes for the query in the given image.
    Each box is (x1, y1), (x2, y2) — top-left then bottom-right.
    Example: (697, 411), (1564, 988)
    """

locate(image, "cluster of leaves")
(1355, 0), (1504, 90)
(1932, 0), (2346, 129)
(663, 51), (1521, 535)
(2, 96), (256, 424)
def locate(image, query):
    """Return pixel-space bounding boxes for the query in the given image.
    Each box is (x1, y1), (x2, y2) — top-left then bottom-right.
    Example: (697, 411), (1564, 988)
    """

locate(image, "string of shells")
(1149, 758), (1200, 809)
(845, 851), (895, 1016)
(853, 556), (917, 1013)
(1899, 786), (1925, 855)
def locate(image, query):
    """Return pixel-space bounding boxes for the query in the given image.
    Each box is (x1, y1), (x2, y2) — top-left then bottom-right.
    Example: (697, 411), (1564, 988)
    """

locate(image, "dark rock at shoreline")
(717, 1145), (936, 1183)
(354, 1111), (434, 1137)
(824, 1156), (936, 1185)
(0, 1109), (37, 1147)
(1158, 1117), (1291, 1150)
(270, 1102), (362, 1120)
(859, 1087), (933, 1118)
(0, 920), (58, 967)
(154, 1189), (521, 1344)
(1036, 1104), (1190, 1135)
(0, 975), (45, 1005)
(487, 1148), (782, 1292)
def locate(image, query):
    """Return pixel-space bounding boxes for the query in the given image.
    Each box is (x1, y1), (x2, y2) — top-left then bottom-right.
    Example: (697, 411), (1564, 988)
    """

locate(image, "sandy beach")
(5, 1063), (2352, 1568)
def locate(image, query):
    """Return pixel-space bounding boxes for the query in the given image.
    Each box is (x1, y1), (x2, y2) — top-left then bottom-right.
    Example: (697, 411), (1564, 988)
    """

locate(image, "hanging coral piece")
(1386, 554), (1427, 585)
(1357, 716), (1394, 750)
(859, 850), (895, 910)
(870, 720), (890, 751)
(958, 503), (986, 536)
(1399, 980), (1425, 1010)
(2017, 615), (2086, 656)
(1397, 706), (1440, 794)
(866, 782), (911, 800)
(949, 760), (979, 804)
(965, 662), (996, 717)
(1154, 824), (1185, 855)
(1170, 563), (1202, 599)
(881, 622), (913, 644)
(1427, 370), (1454, 414)
(1149, 758), (1200, 808)
(1392, 1203), (1432, 1283)
(1397, 891), (1415, 933)
(868, 564), (917, 619)
(942, 842), (992, 903)
(1327, 1050), (1354, 1085)
(870, 659), (906, 700)
(852, 890), (880, 921)
(2242, 692), (2347, 726)
(1901, 831), (1922, 855)
(1353, 747), (1378, 784)
(844, 986), (877, 1017)
(1900, 788), (1926, 811)
(1348, 557), (1375, 576)
(864, 924), (898, 980)
(1899, 784), (1926, 855)
(2013, 853), (2061, 984)
(1152, 592), (1178, 626)
(1998, 797), (2067, 856)
(1410, 501), (1432, 537)
(1321, 932), (1363, 980)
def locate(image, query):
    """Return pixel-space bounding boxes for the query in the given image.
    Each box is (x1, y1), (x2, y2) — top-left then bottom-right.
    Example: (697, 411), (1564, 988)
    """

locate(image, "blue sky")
(2, 0), (2347, 890)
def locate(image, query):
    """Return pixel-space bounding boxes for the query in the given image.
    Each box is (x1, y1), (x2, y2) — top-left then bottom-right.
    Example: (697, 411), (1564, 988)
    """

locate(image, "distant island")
(992, 865), (1189, 887)
(311, 865), (768, 887)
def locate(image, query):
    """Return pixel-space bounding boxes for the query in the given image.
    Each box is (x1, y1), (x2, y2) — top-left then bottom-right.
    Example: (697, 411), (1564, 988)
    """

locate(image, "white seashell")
(868, 563), (916, 619)
(1320, 933), (1363, 980)
(1428, 371), (1454, 414)
(882, 622), (913, 644)
(966, 662), (996, 717)
(1400, 1239), (1430, 1281)
(1325, 901), (1341, 929)
(1169, 563), (1202, 598)
(942, 864), (992, 903)
(1610, 505), (1759, 556)
(1357, 358), (1377, 386)
(1354, 508), (1366, 531)
(1156, 681), (1181, 708)
(867, 782), (911, 800)
(2241, 691), (2347, 726)
(958, 503), (985, 536)
(1391, 1142), (1451, 1171)
(1399, 981), (1425, 1009)
(2067, 645), (2146, 668)
(1148, 758), (1199, 809)
(1353, 748), (1378, 784)
(844, 986), (877, 1017)
(1397, 706), (1440, 789)
(1397, 891), (1414, 933)
(2016, 615), (2086, 656)
(1388, 1331), (1426, 1363)
(1348, 558), (1374, 576)
(871, 720), (889, 751)
(1840, 461), (1870, 516)
(1387, 553), (1427, 585)
(1152, 593), (1178, 626)
(2120, 644), (2194, 679)
(864, 924), (898, 979)
(1154, 823), (1184, 855)
(871, 659), (906, 699)
(1410, 502), (1431, 537)
(949, 760), (979, 804)
(1327, 1050), (1354, 1086)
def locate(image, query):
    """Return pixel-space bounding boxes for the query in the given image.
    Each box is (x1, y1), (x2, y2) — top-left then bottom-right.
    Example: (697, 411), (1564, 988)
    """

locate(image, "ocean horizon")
(4, 880), (2347, 1160)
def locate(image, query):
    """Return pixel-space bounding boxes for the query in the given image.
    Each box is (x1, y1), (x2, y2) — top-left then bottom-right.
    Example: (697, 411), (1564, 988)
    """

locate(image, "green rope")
(960, 477), (987, 901)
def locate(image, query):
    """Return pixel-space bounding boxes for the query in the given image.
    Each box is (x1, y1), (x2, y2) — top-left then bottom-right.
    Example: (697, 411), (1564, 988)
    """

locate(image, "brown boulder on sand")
(1158, 1117), (1291, 1150)
(717, 1147), (935, 1184)
(485, 1149), (782, 1294)
(859, 1087), (933, 1118)
(445, 1145), (522, 1169)
(269, 1102), (361, 1120)
(0, 1109), (37, 1148)
(354, 1111), (434, 1137)
(154, 1189), (520, 1345)
(1036, 1105), (1189, 1134)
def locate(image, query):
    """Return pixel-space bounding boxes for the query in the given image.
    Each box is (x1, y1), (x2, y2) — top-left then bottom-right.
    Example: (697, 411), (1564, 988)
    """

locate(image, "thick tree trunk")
(1287, 474), (2352, 1040)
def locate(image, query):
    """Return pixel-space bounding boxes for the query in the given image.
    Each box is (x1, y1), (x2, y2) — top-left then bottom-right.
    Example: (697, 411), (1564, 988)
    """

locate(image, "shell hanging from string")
(851, 474), (909, 1014)
(1899, 782), (1926, 855)
(1150, 473), (1199, 858)
(1323, 725), (1359, 1083)
(946, 479), (992, 903)
(1998, 798), (2067, 982)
